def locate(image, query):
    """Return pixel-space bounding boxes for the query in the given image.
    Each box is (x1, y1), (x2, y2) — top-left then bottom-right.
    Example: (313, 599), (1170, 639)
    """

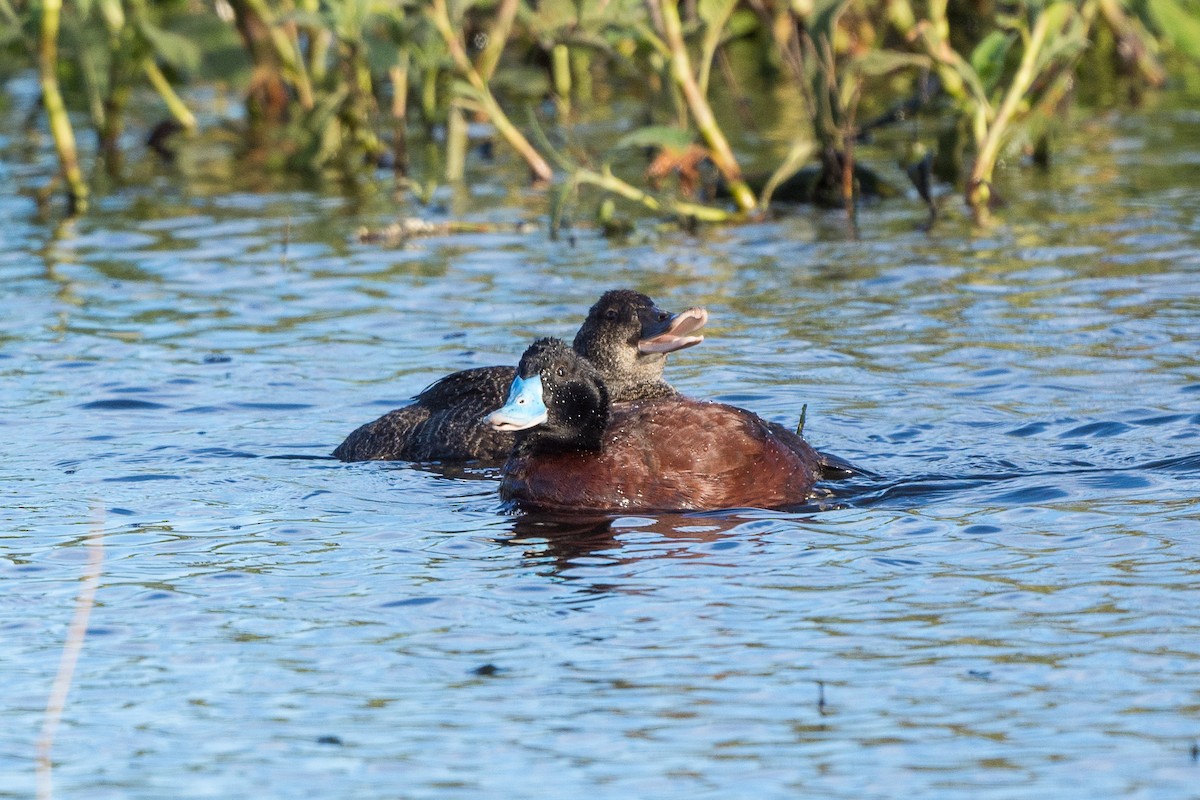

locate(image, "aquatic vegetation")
(3, 0), (1197, 222)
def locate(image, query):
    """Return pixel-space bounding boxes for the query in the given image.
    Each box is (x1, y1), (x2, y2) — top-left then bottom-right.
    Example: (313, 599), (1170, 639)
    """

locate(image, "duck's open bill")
(638, 307), (708, 354)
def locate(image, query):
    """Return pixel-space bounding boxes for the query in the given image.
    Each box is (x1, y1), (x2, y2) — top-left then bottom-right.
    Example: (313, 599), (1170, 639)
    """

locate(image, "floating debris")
(471, 663), (502, 677)
(357, 218), (540, 246)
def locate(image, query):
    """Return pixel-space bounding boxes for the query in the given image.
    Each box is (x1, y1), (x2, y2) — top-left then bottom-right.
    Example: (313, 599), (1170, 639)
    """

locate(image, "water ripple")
(4, 103), (1200, 800)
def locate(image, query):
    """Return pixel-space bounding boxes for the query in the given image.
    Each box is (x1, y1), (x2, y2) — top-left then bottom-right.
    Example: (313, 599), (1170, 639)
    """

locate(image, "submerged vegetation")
(3, 0), (1199, 223)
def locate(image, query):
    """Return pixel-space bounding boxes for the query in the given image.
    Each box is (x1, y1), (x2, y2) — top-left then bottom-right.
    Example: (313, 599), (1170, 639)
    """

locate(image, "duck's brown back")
(500, 397), (820, 512)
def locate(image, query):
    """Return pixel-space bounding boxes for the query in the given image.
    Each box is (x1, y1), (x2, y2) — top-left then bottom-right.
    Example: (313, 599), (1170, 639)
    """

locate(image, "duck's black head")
(485, 338), (609, 454)
(572, 289), (707, 399)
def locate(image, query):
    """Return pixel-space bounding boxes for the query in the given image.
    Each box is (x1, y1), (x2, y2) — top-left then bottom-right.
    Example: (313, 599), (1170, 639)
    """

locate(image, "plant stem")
(236, 0), (314, 109)
(841, 76), (861, 222)
(1095, 0), (1166, 87)
(902, 0), (991, 142)
(299, 0), (329, 83)
(36, 524), (104, 800)
(38, 0), (88, 214)
(552, 43), (572, 114)
(390, 52), (410, 175)
(428, 0), (553, 181)
(967, 3), (1071, 211)
(574, 165), (735, 222)
(477, 0), (520, 83)
(655, 0), (756, 211)
(697, 0), (735, 96)
(445, 104), (467, 181)
(143, 60), (197, 130)
(527, 105), (729, 222)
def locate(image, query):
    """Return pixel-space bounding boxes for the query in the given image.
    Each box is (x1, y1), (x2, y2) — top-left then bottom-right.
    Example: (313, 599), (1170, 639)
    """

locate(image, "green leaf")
(306, 86), (350, 167)
(759, 138), (815, 210)
(697, 0), (737, 94)
(331, 0), (377, 41)
(548, 176), (577, 240)
(286, 10), (330, 30)
(96, 0), (124, 33)
(852, 49), (931, 78)
(1147, 0), (1200, 62)
(1032, 3), (1085, 76)
(613, 125), (695, 152)
(808, 0), (851, 46)
(136, 19), (202, 73)
(523, 0), (578, 37)
(725, 9), (759, 40)
(698, 0), (736, 29)
(970, 30), (1014, 94)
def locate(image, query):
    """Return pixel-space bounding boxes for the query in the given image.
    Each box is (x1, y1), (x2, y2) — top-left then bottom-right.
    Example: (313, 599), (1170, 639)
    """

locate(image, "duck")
(332, 290), (708, 462)
(484, 338), (839, 513)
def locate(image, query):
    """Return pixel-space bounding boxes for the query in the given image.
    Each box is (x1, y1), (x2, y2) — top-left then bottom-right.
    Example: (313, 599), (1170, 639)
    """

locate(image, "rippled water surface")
(4, 101), (1200, 798)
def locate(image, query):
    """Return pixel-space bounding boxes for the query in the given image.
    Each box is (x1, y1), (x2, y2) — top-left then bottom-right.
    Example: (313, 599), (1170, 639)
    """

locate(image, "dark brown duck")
(485, 338), (848, 513)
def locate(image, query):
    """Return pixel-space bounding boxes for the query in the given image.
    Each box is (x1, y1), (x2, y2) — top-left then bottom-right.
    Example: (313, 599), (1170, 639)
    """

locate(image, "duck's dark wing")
(333, 405), (434, 461)
(413, 366), (516, 407)
(333, 366), (517, 462)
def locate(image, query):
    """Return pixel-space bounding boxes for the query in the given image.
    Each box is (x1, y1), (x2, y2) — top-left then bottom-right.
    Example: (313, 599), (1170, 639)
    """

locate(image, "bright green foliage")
(4, 0), (1196, 222)
(1146, 0), (1200, 61)
(613, 125), (696, 152)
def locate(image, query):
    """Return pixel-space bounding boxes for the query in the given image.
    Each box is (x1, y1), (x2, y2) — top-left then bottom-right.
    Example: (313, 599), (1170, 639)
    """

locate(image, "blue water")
(3, 99), (1200, 798)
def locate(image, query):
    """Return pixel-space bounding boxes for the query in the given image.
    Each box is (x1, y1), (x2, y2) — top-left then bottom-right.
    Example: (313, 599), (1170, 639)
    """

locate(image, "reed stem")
(36, 526), (104, 800)
(143, 61), (197, 130)
(967, 3), (1073, 212)
(38, 0), (88, 214)
(654, 0), (756, 211)
(428, 0), (553, 182)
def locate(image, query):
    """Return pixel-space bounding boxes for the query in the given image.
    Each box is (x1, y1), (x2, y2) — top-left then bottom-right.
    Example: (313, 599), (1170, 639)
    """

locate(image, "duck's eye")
(658, 311), (669, 322)
(604, 308), (618, 320)
(556, 367), (565, 377)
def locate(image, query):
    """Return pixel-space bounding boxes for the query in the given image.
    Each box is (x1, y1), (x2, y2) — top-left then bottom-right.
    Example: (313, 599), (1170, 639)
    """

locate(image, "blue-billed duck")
(484, 338), (837, 513)
(332, 290), (708, 462)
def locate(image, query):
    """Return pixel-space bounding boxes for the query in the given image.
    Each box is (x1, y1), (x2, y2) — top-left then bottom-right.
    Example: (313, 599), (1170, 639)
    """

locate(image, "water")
(3, 97), (1200, 798)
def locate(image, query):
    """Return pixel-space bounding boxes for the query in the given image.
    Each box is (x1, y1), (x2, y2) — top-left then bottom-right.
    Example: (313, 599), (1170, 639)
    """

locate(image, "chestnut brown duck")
(485, 338), (847, 513)
(333, 290), (708, 462)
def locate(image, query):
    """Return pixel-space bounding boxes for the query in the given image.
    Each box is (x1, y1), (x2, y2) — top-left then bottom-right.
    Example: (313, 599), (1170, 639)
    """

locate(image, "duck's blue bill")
(485, 375), (548, 432)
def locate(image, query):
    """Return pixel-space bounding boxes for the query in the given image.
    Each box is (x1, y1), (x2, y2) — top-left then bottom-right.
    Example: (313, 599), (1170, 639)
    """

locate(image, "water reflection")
(500, 509), (831, 585)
